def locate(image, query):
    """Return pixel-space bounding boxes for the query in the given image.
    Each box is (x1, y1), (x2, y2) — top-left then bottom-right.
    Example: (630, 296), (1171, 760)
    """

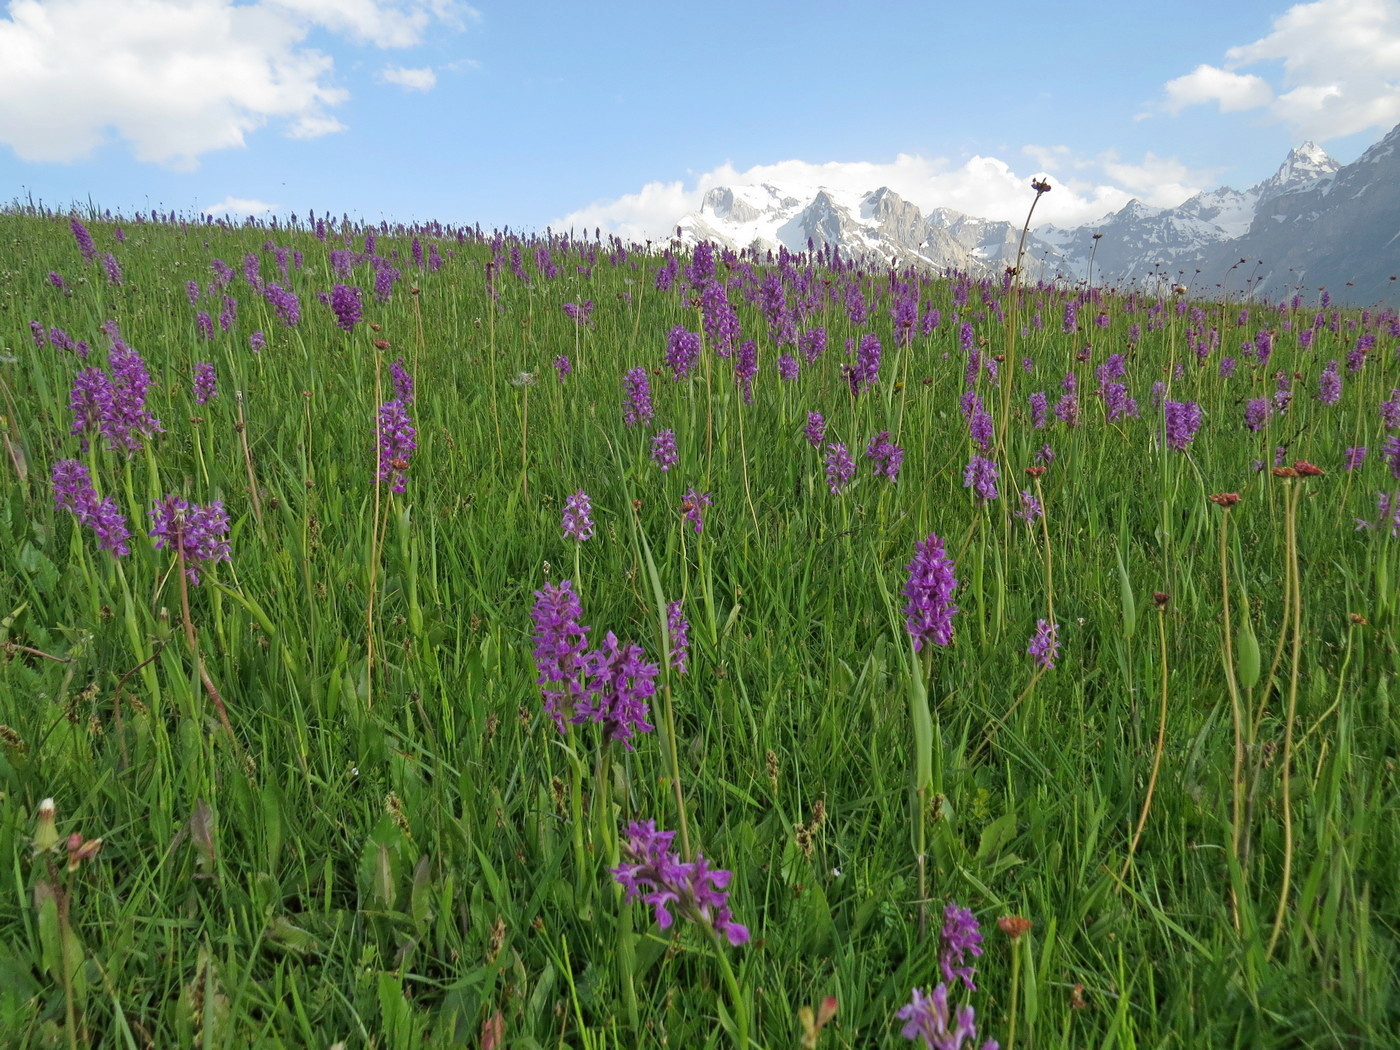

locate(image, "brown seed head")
(998, 915), (1033, 941)
(1025, 465), (1047, 478)
(1349, 612), (1369, 625)
(1293, 460), (1325, 477)
(1272, 466), (1299, 478)
(1153, 592), (1171, 609)
(1209, 492), (1241, 507)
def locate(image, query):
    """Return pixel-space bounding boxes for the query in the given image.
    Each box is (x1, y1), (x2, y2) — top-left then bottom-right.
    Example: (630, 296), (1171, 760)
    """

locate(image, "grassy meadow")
(0, 205), (1398, 1049)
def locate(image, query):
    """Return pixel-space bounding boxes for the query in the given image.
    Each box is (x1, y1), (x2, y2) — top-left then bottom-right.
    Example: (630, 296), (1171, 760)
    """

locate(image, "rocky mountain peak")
(669, 122), (1400, 303)
(1255, 142), (1339, 200)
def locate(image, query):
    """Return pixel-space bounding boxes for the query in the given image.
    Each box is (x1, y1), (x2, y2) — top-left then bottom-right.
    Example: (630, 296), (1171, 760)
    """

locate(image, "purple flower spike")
(1027, 619), (1059, 669)
(804, 411), (827, 448)
(1383, 435), (1400, 480)
(390, 357), (414, 404)
(264, 284), (300, 327)
(330, 283), (363, 331)
(825, 442), (855, 494)
(611, 819), (749, 946)
(530, 579), (591, 732)
(651, 428), (678, 472)
(623, 367), (654, 427)
(666, 599), (690, 674)
(52, 460), (130, 556)
(1015, 489), (1043, 524)
(1381, 389), (1400, 430)
(562, 490), (595, 542)
(70, 218), (97, 261)
(148, 495), (231, 584)
(68, 368), (109, 449)
(192, 362), (217, 405)
(102, 339), (164, 454)
(896, 983), (990, 1050)
(553, 354), (572, 377)
(1163, 400), (1202, 452)
(866, 431), (904, 480)
(904, 534), (958, 652)
(562, 300), (594, 326)
(939, 903), (985, 991)
(1317, 361), (1342, 406)
(376, 399), (417, 493)
(573, 631), (657, 749)
(963, 455), (999, 503)
(681, 488), (712, 534)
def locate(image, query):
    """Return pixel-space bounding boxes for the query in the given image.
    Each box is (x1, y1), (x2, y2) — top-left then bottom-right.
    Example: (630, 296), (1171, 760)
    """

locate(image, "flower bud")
(33, 798), (59, 854)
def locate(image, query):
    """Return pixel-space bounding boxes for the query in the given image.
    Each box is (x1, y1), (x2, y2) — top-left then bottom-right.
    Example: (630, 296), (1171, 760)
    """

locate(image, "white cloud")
(1162, 65), (1274, 113)
(555, 151), (1206, 243)
(1158, 0), (1400, 140)
(267, 0), (474, 49)
(379, 65), (437, 91)
(0, 0), (467, 168)
(1095, 151), (1213, 206)
(201, 196), (279, 218)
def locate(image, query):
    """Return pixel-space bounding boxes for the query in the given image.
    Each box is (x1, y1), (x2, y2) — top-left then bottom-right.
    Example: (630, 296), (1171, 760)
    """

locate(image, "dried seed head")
(998, 915), (1033, 941)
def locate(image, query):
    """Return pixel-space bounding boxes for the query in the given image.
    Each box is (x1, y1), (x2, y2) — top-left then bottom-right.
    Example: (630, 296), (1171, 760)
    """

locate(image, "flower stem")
(1121, 601), (1170, 880)
(1266, 481), (1304, 960)
(710, 928), (751, 1050)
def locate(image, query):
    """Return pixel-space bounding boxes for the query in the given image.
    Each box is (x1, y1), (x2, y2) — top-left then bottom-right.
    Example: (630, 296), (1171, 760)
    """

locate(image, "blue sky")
(2, 0), (1398, 237)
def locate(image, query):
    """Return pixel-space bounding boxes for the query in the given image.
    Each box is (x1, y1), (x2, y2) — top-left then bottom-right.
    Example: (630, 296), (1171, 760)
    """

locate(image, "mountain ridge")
(671, 127), (1399, 304)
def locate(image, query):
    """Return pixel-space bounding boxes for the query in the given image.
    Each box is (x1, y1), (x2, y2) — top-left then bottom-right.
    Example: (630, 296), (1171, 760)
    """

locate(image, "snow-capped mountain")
(1191, 127), (1400, 305)
(1037, 142), (1342, 288)
(676, 182), (1066, 278)
(671, 126), (1400, 304)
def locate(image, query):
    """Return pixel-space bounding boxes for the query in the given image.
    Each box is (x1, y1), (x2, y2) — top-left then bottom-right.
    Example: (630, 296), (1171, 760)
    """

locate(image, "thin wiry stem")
(1121, 602), (1170, 881)
(1267, 481), (1304, 960)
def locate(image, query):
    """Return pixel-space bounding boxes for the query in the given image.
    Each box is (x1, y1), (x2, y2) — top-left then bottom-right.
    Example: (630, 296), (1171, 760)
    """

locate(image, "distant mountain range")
(674, 123), (1400, 306)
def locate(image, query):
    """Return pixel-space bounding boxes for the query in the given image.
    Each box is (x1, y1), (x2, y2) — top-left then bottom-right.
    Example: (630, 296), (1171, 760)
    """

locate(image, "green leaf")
(1114, 545), (1136, 641)
(977, 811), (1018, 864)
(18, 543), (59, 596)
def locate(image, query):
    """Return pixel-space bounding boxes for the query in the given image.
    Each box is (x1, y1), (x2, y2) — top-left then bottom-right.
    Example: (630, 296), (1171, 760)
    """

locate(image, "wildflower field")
(1, 205), (1398, 1049)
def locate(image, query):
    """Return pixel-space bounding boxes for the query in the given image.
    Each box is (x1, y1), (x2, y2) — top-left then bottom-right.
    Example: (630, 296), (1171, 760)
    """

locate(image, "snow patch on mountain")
(667, 132), (1400, 304)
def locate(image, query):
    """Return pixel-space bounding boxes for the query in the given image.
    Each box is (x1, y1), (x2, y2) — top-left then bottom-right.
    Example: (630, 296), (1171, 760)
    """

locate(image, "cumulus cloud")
(379, 65), (437, 91)
(554, 151), (1207, 243)
(1095, 151), (1213, 205)
(201, 196), (279, 218)
(1157, 0), (1400, 140)
(1162, 65), (1274, 113)
(0, 0), (467, 169)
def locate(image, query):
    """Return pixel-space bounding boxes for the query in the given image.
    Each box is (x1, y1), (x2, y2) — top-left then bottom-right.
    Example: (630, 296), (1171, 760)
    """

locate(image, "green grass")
(1, 209), (1398, 1048)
